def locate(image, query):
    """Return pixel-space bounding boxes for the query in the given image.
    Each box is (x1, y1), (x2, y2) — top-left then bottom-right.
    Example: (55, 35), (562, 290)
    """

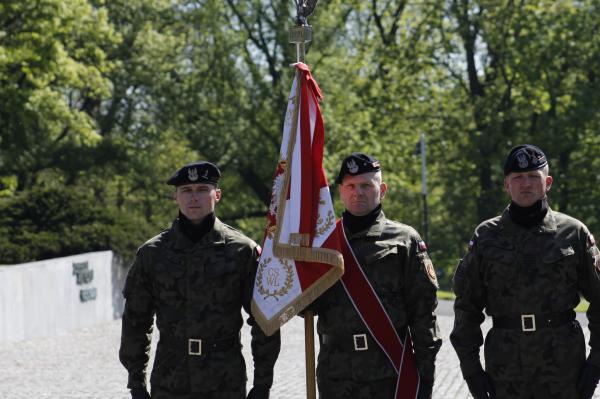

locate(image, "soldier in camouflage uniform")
(311, 153), (442, 399)
(451, 144), (600, 399)
(119, 161), (280, 399)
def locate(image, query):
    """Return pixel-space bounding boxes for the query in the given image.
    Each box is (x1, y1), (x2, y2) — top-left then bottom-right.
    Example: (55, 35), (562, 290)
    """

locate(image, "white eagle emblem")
(517, 153), (529, 168)
(347, 159), (359, 174)
(188, 167), (199, 181)
(269, 173), (285, 216)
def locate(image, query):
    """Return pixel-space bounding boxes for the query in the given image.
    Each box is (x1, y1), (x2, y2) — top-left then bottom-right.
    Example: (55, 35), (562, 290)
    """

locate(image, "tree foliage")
(0, 0), (118, 189)
(0, 186), (152, 265)
(1, 0), (598, 289)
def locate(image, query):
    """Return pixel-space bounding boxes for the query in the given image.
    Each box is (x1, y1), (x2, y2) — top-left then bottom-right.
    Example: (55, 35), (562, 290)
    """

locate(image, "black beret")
(503, 144), (548, 176)
(166, 161), (221, 186)
(335, 152), (381, 184)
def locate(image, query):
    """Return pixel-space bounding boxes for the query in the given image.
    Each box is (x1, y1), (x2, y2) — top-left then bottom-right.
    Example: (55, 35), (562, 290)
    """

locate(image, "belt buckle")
(353, 334), (368, 351)
(521, 314), (536, 332)
(188, 338), (202, 355)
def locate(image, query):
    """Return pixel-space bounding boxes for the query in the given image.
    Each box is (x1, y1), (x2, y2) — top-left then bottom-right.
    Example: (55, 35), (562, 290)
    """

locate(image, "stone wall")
(0, 251), (128, 343)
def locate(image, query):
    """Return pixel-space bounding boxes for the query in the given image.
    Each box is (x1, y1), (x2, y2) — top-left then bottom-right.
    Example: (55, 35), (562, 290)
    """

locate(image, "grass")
(437, 290), (590, 313)
(437, 290), (455, 300)
(576, 299), (590, 313)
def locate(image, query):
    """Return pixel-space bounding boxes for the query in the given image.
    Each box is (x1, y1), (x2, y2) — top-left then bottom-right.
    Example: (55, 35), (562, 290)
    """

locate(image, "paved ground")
(0, 301), (595, 398)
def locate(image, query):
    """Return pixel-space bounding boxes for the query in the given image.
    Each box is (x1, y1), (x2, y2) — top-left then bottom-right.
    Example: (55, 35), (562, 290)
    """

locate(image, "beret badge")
(517, 154), (529, 168)
(347, 159), (359, 174)
(188, 168), (199, 181)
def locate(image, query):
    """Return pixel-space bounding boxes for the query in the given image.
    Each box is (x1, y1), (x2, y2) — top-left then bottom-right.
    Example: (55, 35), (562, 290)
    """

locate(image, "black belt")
(163, 334), (240, 356)
(492, 310), (575, 332)
(320, 333), (373, 351)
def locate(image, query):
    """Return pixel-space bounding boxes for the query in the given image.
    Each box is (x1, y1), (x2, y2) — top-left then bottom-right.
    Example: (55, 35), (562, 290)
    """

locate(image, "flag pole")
(303, 311), (317, 399)
(289, 9), (316, 399)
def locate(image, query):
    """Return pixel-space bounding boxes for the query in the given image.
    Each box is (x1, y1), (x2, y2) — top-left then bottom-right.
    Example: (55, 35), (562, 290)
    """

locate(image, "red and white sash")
(337, 220), (420, 399)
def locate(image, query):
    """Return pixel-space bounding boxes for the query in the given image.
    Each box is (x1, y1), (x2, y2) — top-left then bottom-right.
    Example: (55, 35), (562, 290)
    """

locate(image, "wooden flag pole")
(290, 3), (320, 399)
(304, 310), (317, 399)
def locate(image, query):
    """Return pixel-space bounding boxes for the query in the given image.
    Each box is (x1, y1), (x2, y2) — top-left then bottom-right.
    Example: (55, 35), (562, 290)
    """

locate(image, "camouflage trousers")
(492, 378), (579, 399)
(317, 377), (397, 399)
(485, 322), (585, 399)
(151, 385), (246, 399)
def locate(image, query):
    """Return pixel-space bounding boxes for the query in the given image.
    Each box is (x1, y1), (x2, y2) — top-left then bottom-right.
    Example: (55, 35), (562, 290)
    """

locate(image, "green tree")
(1, 0), (598, 276)
(0, 186), (152, 265)
(423, 0), (600, 284)
(0, 0), (119, 190)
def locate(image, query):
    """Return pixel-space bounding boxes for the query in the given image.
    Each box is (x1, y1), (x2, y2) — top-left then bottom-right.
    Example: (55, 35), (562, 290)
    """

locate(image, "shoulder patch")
(424, 257), (438, 286)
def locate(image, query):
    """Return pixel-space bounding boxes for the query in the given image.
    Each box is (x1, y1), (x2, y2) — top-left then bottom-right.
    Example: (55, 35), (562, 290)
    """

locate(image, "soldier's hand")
(416, 379), (433, 399)
(130, 387), (150, 399)
(247, 385), (270, 399)
(465, 368), (495, 399)
(577, 361), (600, 399)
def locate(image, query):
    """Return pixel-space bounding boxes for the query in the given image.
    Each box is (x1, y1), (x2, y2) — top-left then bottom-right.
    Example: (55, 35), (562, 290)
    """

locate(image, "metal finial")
(294, 0), (318, 26)
(290, 0), (318, 63)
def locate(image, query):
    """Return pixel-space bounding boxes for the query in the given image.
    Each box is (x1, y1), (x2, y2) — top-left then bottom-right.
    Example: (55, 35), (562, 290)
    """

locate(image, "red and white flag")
(251, 63), (344, 336)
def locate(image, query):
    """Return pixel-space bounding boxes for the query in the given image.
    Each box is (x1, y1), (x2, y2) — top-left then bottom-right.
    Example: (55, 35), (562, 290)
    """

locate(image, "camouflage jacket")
(451, 207), (600, 380)
(119, 217), (280, 393)
(312, 211), (442, 382)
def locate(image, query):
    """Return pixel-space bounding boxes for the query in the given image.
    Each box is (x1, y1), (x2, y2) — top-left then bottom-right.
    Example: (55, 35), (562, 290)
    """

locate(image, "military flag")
(251, 62), (344, 337)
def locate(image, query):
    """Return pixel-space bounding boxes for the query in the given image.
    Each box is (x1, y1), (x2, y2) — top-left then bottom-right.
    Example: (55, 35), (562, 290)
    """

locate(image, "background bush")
(0, 186), (155, 265)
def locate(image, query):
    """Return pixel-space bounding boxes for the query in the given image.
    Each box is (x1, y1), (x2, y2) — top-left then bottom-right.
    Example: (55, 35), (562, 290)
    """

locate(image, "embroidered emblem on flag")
(251, 63), (344, 336)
